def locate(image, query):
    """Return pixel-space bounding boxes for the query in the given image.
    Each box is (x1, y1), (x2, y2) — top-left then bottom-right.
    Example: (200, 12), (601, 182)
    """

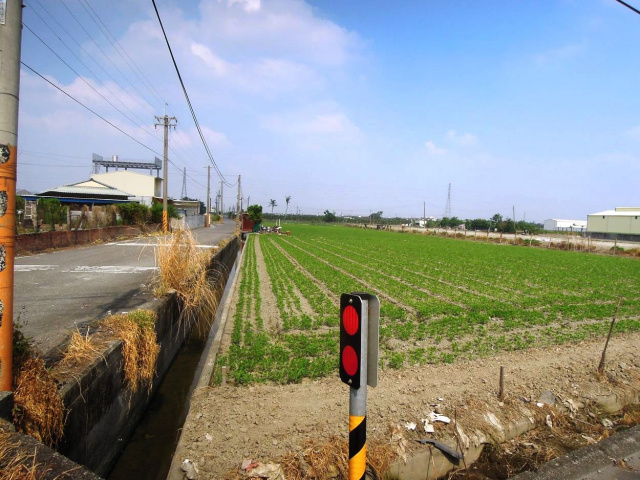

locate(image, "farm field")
(214, 224), (640, 385)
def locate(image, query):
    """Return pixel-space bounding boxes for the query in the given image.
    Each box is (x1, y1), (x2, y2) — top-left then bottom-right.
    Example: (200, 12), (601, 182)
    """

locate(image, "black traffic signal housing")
(340, 293), (364, 389)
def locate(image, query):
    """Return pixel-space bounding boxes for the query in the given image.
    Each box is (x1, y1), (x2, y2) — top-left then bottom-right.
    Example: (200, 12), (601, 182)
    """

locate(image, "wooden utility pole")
(205, 166), (210, 227)
(220, 181), (224, 219)
(154, 109), (177, 232)
(235, 175), (241, 230)
(0, 0), (23, 391)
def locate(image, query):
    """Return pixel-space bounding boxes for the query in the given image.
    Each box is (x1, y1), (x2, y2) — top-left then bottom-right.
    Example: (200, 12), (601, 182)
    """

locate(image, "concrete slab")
(514, 426), (640, 480)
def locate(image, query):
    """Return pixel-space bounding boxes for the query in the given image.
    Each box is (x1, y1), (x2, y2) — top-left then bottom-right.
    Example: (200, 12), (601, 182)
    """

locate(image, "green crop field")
(213, 224), (640, 385)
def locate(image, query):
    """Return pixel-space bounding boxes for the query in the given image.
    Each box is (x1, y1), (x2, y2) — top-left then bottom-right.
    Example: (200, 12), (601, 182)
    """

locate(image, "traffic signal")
(340, 293), (365, 389)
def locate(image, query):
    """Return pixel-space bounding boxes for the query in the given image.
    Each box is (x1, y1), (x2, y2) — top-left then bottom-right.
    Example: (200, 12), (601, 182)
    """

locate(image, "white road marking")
(106, 242), (218, 248)
(15, 265), (58, 272)
(62, 266), (158, 274)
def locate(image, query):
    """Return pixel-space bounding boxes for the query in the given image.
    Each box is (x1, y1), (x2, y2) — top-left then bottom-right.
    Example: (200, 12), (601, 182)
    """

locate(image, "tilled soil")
(174, 329), (640, 479)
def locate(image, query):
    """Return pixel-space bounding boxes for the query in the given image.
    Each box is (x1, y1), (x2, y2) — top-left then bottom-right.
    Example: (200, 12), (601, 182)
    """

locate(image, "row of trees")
(437, 214), (542, 233)
(268, 196), (292, 216)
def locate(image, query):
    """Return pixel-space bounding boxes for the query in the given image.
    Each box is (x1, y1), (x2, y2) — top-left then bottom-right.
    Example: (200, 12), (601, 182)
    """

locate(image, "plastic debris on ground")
(240, 459), (285, 480)
(181, 459), (198, 480)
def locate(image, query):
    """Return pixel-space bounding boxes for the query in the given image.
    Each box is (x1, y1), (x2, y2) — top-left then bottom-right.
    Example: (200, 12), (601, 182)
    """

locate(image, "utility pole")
(0, 0), (23, 391)
(205, 165), (210, 227)
(423, 201), (426, 227)
(220, 181), (224, 220)
(235, 175), (241, 230)
(154, 109), (177, 232)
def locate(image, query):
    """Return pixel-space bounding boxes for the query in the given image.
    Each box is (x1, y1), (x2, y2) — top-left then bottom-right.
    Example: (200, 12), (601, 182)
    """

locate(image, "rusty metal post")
(0, 0), (24, 390)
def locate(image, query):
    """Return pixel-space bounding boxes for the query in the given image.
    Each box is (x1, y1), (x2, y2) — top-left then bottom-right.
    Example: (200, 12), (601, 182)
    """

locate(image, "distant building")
(587, 207), (640, 242)
(88, 171), (162, 207)
(172, 199), (201, 217)
(543, 219), (587, 232)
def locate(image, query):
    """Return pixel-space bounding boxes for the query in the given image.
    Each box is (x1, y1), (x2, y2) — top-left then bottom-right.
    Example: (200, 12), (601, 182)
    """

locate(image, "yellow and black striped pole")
(349, 413), (367, 479)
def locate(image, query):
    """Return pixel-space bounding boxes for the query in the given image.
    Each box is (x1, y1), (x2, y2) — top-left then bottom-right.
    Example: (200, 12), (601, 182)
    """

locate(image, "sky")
(15, 0), (640, 222)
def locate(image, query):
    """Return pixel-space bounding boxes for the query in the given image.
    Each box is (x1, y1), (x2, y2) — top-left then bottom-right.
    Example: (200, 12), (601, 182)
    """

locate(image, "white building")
(543, 219), (587, 232)
(587, 207), (640, 241)
(85, 171), (162, 207)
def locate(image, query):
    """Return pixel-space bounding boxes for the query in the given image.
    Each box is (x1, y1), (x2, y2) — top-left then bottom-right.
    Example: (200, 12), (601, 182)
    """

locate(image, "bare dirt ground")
(176, 279), (640, 480)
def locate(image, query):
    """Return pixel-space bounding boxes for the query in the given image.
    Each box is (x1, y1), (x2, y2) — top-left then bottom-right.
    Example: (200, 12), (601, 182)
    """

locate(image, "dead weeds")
(0, 431), (47, 480)
(101, 310), (159, 396)
(153, 227), (225, 333)
(12, 358), (64, 449)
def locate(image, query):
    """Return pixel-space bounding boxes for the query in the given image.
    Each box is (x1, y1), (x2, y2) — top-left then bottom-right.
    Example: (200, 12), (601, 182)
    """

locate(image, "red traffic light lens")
(342, 305), (359, 335)
(342, 345), (358, 376)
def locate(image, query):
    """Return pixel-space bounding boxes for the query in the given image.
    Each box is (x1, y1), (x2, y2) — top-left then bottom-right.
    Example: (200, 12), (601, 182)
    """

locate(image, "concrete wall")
(55, 235), (240, 476)
(91, 171), (160, 198)
(171, 214), (206, 230)
(16, 225), (158, 255)
(588, 213), (640, 236)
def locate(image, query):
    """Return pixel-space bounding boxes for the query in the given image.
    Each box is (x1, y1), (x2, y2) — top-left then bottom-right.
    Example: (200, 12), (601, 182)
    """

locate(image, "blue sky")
(16, 0), (640, 221)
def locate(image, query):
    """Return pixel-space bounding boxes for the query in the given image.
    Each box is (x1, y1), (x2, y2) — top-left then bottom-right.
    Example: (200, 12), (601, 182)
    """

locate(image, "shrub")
(118, 202), (149, 225)
(150, 201), (180, 224)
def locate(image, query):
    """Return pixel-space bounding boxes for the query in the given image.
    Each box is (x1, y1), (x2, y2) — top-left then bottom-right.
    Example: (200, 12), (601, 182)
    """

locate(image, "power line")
(615, 0), (640, 15)
(23, 22), (166, 146)
(77, 0), (165, 107)
(27, 0), (158, 137)
(59, 0), (156, 115)
(21, 61), (163, 157)
(151, 0), (234, 187)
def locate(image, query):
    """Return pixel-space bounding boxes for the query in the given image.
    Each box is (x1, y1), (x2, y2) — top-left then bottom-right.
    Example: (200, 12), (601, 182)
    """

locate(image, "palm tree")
(285, 196), (291, 218)
(269, 199), (277, 214)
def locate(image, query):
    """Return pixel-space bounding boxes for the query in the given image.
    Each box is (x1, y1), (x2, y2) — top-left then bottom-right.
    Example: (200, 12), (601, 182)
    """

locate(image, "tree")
(247, 204), (263, 224)
(37, 198), (66, 231)
(269, 199), (277, 214)
(285, 196), (291, 218)
(323, 210), (336, 222)
(370, 211), (383, 222)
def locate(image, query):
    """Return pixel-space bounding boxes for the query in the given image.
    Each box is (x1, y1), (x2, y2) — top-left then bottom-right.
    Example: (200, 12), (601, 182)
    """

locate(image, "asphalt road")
(14, 221), (237, 355)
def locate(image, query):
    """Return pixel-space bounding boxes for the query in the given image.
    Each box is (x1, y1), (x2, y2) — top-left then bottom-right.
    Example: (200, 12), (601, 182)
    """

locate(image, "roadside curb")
(196, 242), (245, 390)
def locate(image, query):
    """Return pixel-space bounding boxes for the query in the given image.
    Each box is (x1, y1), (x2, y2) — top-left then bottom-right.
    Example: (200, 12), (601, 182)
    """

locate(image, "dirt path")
(254, 237), (283, 334)
(177, 330), (640, 478)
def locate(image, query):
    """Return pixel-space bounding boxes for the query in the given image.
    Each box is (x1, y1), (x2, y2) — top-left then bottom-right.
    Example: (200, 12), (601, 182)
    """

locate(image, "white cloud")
(190, 43), (233, 77)
(626, 125), (640, 141)
(425, 141), (447, 155)
(446, 130), (478, 146)
(534, 40), (588, 66)
(262, 108), (360, 138)
(227, 0), (261, 13)
(172, 126), (230, 149)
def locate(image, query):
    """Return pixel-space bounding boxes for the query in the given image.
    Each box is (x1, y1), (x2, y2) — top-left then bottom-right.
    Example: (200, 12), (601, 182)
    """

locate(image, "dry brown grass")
(58, 330), (105, 370)
(12, 358), (65, 449)
(0, 432), (45, 480)
(279, 436), (396, 480)
(100, 310), (159, 396)
(153, 228), (225, 331)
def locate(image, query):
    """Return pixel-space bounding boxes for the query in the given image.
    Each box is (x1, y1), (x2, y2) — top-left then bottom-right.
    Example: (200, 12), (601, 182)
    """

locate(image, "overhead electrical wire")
(27, 1), (155, 134)
(25, 2), (210, 187)
(78, 0), (166, 106)
(151, 0), (235, 187)
(22, 61), (164, 157)
(20, 60), (207, 190)
(59, 0), (156, 115)
(615, 0), (640, 15)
